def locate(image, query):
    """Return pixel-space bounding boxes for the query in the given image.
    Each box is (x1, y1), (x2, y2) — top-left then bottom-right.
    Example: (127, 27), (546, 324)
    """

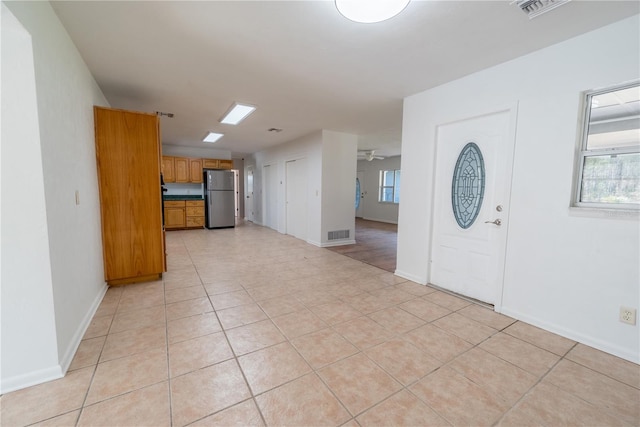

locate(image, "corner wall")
(397, 15), (640, 362)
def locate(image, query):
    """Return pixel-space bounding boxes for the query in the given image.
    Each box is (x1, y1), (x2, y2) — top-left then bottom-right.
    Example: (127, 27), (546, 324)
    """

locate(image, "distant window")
(379, 169), (400, 204)
(575, 82), (640, 209)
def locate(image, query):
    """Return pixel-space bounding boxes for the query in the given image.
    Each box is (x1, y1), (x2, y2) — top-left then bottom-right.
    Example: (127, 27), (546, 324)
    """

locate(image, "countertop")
(164, 195), (204, 200)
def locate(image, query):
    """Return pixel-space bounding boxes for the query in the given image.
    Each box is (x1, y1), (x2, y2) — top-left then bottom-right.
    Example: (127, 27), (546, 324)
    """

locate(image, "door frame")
(427, 103), (519, 311)
(245, 165), (255, 222)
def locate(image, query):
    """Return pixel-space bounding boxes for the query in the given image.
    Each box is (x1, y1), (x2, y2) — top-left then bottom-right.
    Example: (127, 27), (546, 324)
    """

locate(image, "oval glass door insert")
(451, 142), (485, 229)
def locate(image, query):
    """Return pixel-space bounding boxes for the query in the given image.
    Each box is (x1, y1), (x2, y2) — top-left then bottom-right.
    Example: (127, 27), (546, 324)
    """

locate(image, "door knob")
(484, 219), (502, 226)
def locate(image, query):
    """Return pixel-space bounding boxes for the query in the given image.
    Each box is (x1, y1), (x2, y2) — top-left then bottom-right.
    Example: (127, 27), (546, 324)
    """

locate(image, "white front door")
(246, 166), (254, 222)
(430, 109), (516, 305)
(355, 171), (364, 218)
(286, 158), (307, 240)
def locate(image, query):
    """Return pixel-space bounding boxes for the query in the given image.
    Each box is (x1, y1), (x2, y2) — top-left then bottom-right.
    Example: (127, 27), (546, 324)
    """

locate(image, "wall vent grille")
(328, 230), (350, 240)
(513, 0), (570, 19)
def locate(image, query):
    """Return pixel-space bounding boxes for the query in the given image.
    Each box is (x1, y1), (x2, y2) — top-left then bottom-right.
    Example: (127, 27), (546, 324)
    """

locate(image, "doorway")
(246, 165), (254, 222)
(285, 158), (308, 240)
(355, 171), (364, 218)
(430, 109), (516, 305)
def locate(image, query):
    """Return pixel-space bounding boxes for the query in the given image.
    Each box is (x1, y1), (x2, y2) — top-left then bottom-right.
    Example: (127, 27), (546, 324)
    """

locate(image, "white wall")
(357, 156), (401, 224)
(162, 144), (231, 160)
(1, 1), (109, 392)
(398, 15), (640, 362)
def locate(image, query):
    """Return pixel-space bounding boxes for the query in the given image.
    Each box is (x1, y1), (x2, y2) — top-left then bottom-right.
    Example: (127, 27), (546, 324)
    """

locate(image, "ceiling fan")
(358, 150), (385, 161)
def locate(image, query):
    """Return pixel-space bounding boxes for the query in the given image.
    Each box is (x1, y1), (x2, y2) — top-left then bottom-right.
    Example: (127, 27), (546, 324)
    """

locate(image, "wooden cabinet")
(164, 199), (204, 229)
(164, 201), (186, 229)
(189, 158), (203, 183)
(94, 106), (165, 286)
(174, 157), (189, 183)
(186, 200), (205, 228)
(203, 158), (233, 170)
(162, 156), (175, 182)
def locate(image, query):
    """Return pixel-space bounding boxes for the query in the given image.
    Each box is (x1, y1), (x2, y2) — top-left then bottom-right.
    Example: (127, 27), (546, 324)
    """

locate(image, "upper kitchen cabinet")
(94, 106), (165, 286)
(162, 156), (175, 182)
(203, 158), (233, 170)
(174, 157), (189, 183)
(189, 158), (203, 183)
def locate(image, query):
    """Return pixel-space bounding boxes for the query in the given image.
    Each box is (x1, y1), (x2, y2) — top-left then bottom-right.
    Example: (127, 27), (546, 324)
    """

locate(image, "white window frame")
(379, 169), (400, 204)
(573, 81), (639, 211)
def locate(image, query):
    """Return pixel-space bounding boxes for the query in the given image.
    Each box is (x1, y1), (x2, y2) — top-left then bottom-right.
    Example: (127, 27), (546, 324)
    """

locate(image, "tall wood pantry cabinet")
(94, 106), (166, 286)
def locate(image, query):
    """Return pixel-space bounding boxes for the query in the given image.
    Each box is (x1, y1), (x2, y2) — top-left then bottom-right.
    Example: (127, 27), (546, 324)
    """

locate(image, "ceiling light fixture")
(335, 0), (410, 24)
(220, 102), (256, 125)
(203, 132), (224, 143)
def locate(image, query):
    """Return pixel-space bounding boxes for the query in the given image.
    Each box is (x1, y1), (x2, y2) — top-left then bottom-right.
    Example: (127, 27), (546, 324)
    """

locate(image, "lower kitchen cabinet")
(164, 199), (204, 230)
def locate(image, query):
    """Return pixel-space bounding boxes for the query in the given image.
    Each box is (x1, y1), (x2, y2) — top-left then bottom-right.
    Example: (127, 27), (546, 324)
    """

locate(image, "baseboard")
(59, 282), (108, 373)
(0, 365), (63, 394)
(362, 217), (398, 225)
(394, 269), (426, 285)
(318, 239), (356, 248)
(500, 307), (640, 364)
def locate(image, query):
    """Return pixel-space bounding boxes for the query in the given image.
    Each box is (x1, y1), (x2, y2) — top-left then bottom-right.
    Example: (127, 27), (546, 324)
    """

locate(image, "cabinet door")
(218, 159), (233, 170)
(174, 157), (189, 182)
(190, 159), (203, 183)
(203, 159), (219, 169)
(164, 207), (185, 229)
(162, 156), (175, 182)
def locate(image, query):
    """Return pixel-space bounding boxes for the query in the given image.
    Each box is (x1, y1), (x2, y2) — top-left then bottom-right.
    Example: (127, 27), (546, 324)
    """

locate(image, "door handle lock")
(484, 219), (502, 226)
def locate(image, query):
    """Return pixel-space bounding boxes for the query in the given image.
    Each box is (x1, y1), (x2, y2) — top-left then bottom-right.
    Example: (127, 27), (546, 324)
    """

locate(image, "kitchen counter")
(164, 195), (204, 200)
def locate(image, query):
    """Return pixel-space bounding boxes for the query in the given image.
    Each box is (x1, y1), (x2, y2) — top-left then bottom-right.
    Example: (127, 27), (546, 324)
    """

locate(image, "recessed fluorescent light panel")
(220, 103), (256, 125)
(203, 132), (224, 143)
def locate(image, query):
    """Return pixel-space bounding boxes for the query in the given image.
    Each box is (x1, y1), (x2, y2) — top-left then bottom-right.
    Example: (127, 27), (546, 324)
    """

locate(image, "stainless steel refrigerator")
(204, 170), (235, 228)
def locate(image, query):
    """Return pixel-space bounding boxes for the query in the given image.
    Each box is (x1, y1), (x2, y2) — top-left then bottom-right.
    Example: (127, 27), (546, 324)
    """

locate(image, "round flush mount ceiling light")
(335, 0), (410, 24)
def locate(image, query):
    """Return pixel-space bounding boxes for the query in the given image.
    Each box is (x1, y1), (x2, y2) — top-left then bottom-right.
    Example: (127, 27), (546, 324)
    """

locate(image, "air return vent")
(513, 0), (570, 19)
(328, 230), (350, 240)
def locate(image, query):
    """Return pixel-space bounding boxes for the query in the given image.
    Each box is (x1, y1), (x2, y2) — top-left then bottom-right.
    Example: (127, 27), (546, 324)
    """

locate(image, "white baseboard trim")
(500, 307), (640, 364)
(362, 217), (398, 225)
(0, 365), (63, 394)
(59, 282), (109, 373)
(318, 239), (356, 248)
(394, 270), (427, 285)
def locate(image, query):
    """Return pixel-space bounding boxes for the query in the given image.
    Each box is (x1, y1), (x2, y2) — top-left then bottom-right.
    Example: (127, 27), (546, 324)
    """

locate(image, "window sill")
(568, 206), (640, 221)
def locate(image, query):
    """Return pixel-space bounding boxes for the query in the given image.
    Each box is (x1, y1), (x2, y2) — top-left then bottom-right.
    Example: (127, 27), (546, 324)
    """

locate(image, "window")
(575, 82), (640, 209)
(379, 169), (400, 203)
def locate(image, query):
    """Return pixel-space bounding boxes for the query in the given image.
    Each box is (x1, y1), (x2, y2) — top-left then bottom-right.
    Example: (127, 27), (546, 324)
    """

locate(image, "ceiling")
(51, 1), (639, 158)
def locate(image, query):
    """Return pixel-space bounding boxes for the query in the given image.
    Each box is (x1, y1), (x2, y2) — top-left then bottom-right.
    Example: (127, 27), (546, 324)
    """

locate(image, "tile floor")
(2, 222), (639, 427)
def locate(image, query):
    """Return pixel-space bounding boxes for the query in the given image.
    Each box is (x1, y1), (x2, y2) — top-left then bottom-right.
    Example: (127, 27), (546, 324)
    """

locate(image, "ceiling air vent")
(514, 0), (571, 19)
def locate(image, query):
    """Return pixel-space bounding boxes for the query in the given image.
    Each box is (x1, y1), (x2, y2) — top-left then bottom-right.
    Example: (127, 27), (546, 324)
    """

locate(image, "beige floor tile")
(166, 297), (213, 321)
(507, 382), (627, 426)
(294, 290), (340, 307)
(457, 304), (516, 330)
(109, 304), (166, 334)
(100, 325), (166, 362)
(170, 359), (251, 426)
(167, 312), (222, 344)
(272, 308), (328, 339)
(334, 316), (394, 350)
(164, 277), (202, 290)
(246, 283), (291, 302)
(399, 298), (451, 322)
(448, 347), (538, 405)
(341, 294), (394, 314)
(410, 367), (510, 426)
(165, 284), (207, 304)
(423, 290), (472, 311)
(368, 306), (426, 334)
(78, 382), (170, 427)
(365, 338), (442, 386)
(83, 315), (113, 339)
(93, 300), (118, 318)
(291, 328), (359, 369)
(238, 342), (312, 395)
(217, 303), (268, 330)
(309, 301), (363, 325)
(566, 343), (640, 388)
(30, 410), (80, 426)
(258, 295), (307, 318)
(86, 347), (168, 405)
(356, 390), (451, 427)
(203, 280), (244, 296)
(256, 373), (350, 426)
(543, 359), (639, 425)
(394, 281), (437, 296)
(319, 353), (402, 416)
(209, 289), (254, 310)
(225, 319), (286, 355)
(479, 333), (560, 377)
(504, 321), (576, 356)
(403, 324), (473, 362)
(369, 287), (415, 305)
(190, 399), (264, 426)
(169, 332), (234, 378)
(117, 289), (165, 313)
(68, 336), (106, 371)
(1, 367), (93, 426)
(432, 312), (497, 345)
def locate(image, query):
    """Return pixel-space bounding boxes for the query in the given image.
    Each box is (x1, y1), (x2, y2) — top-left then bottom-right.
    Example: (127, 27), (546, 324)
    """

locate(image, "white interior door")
(285, 158), (307, 240)
(355, 171), (364, 218)
(246, 166), (254, 222)
(263, 164), (278, 230)
(430, 109), (515, 305)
